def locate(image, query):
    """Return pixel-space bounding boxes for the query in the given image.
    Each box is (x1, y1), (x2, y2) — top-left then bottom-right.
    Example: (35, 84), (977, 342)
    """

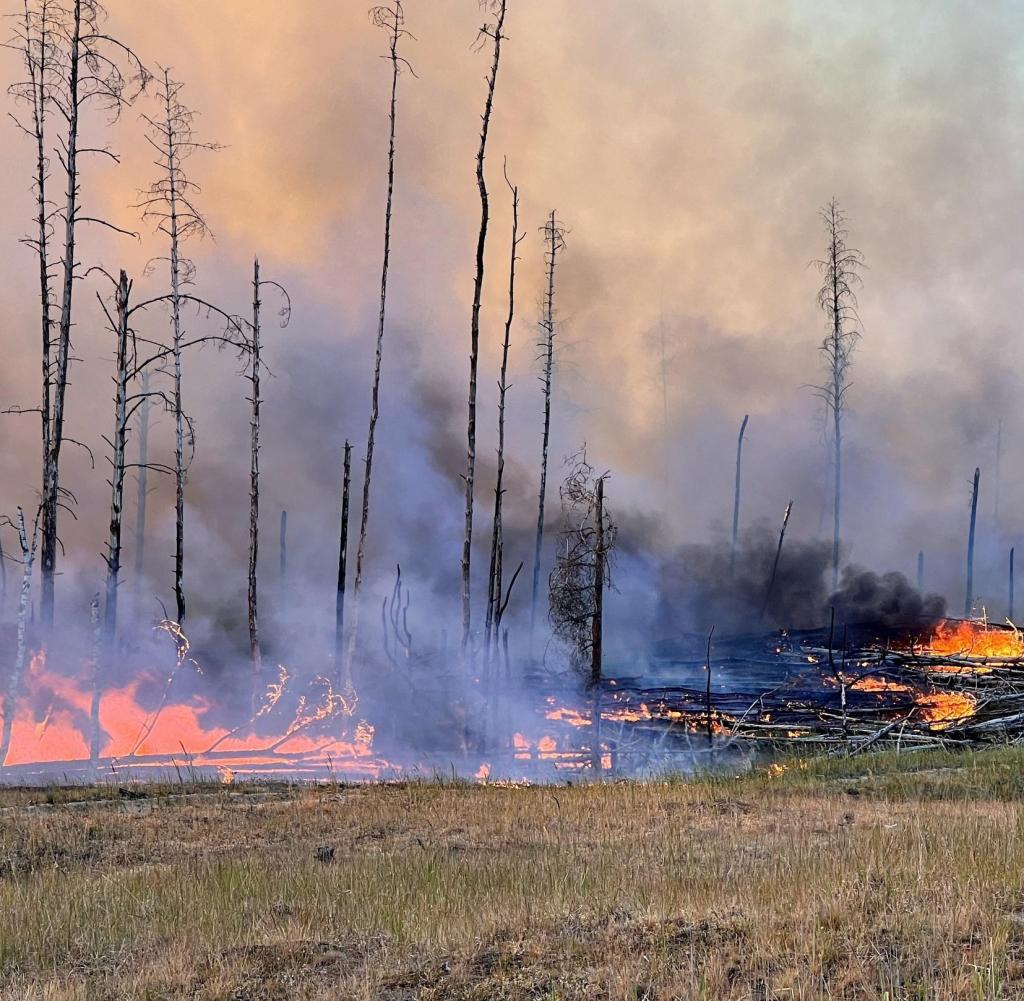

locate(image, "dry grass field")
(2, 749), (1024, 999)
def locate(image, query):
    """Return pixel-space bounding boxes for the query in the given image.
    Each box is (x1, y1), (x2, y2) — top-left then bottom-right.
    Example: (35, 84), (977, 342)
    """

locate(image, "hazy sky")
(1, 0), (1023, 638)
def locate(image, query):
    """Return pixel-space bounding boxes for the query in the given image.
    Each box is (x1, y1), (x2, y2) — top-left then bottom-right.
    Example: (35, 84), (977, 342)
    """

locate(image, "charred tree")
(139, 68), (220, 623)
(248, 260), (262, 671)
(8, 0), (56, 593)
(760, 499), (794, 621)
(529, 210), (566, 642)
(462, 0), (509, 653)
(100, 270), (132, 665)
(131, 370), (151, 617)
(814, 199), (863, 593)
(336, 441), (352, 677)
(1010, 546), (1015, 622)
(0, 507), (40, 766)
(704, 626), (716, 748)
(92, 265), (250, 687)
(244, 260), (289, 672)
(549, 449), (617, 677)
(730, 414), (749, 575)
(917, 550), (925, 595)
(88, 592), (101, 762)
(965, 466), (980, 618)
(8, 0), (149, 629)
(347, 2), (413, 687)
(484, 164), (524, 656)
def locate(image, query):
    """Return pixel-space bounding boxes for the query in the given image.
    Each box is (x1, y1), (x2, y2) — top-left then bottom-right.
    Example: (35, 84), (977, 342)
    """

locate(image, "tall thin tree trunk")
(590, 475), (605, 773)
(730, 414), (749, 575)
(1, 508), (38, 766)
(132, 370), (151, 619)
(41, 0), (84, 630)
(462, 0), (508, 653)
(102, 271), (131, 665)
(1010, 546), (1015, 623)
(88, 592), (101, 763)
(24, 1), (54, 616)
(965, 467), (980, 618)
(530, 209), (560, 643)
(248, 258), (262, 671)
(336, 440), (352, 679)
(164, 73), (187, 625)
(485, 171), (520, 655)
(346, 3), (406, 688)
(704, 626), (715, 748)
(917, 550), (924, 595)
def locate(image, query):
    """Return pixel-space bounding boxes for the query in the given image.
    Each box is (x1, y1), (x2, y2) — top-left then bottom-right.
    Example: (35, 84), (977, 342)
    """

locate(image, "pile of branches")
(599, 622), (1024, 754)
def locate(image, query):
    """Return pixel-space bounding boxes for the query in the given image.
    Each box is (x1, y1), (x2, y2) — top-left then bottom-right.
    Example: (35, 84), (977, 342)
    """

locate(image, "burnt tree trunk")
(761, 500), (794, 621)
(88, 592), (101, 763)
(1010, 546), (1015, 623)
(336, 440), (352, 680)
(102, 271), (131, 664)
(485, 169), (521, 657)
(248, 258), (262, 671)
(462, 0), (508, 653)
(730, 414), (749, 575)
(530, 210), (562, 644)
(41, 0), (84, 630)
(347, 2), (408, 687)
(132, 370), (151, 619)
(590, 476), (606, 773)
(964, 467), (980, 618)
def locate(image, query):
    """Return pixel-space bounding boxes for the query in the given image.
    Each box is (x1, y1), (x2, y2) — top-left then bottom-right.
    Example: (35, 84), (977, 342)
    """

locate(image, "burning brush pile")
(567, 617), (1024, 761)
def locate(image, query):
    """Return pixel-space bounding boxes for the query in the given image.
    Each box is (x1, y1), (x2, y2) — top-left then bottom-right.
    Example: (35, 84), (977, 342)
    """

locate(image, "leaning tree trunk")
(248, 258), (262, 671)
(530, 209), (560, 644)
(730, 414), (749, 575)
(461, 0), (508, 654)
(1, 508), (38, 766)
(761, 500), (794, 621)
(485, 172), (520, 657)
(102, 270), (131, 665)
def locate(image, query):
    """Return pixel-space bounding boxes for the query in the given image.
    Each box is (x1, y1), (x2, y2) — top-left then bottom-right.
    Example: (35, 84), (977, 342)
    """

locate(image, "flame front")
(922, 619), (1024, 659)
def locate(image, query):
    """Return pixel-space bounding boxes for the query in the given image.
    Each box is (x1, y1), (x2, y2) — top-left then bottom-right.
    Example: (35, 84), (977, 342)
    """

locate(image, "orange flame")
(922, 619), (1024, 659)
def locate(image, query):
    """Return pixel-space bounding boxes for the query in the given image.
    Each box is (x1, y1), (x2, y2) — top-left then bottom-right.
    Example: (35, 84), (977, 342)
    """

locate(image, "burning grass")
(3, 748), (1024, 999)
